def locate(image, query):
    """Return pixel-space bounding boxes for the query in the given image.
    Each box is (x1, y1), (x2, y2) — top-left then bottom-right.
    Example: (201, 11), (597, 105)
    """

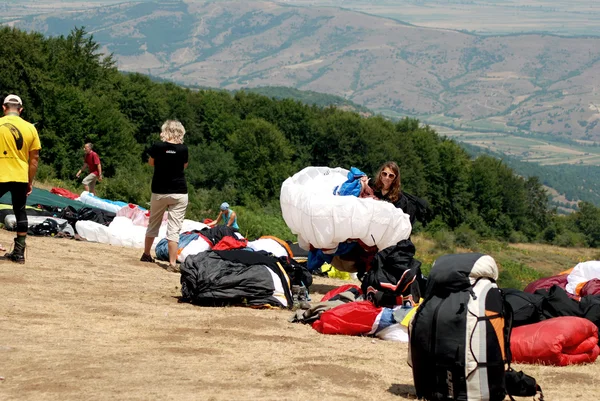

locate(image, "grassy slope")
(413, 235), (598, 289)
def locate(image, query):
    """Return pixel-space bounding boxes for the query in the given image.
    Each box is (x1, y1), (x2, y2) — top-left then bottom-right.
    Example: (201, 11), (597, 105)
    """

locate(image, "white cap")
(3, 94), (22, 106)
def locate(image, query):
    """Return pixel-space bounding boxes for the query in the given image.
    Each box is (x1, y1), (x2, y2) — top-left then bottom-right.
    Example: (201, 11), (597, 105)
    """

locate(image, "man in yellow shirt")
(0, 94), (41, 264)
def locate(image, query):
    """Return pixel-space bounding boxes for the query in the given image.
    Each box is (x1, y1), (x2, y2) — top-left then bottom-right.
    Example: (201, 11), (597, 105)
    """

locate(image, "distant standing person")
(207, 202), (239, 230)
(140, 120), (189, 269)
(76, 143), (102, 195)
(0, 94), (41, 263)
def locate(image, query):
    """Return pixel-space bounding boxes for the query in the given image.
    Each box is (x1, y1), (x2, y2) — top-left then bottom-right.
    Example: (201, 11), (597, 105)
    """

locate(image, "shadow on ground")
(310, 283), (341, 296)
(388, 383), (417, 399)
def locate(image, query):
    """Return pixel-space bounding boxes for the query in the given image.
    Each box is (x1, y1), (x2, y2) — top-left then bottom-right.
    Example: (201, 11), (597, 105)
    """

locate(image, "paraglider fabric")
(312, 301), (382, 336)
(247, 238), (287, 257)
(50, 187), (79, 200)
(580, 279), (600, 296)
(332, 167), (366, 197)
(524, 274), (568, 294)
(566, 261), (600, 296)
(180, 250), (292, 308)
(212, 236), (248, 251)
(307, 242), (358, 272)
(0, 187), (85, 209)
(155, 232), (200, 261)
(280, 166), (412, 251)
(511, 316), (600, 366)
(320, 284), (362, 302)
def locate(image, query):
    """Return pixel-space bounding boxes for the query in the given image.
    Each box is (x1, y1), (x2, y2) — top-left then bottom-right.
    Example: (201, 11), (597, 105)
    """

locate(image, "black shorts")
(0, 182), (28, 233)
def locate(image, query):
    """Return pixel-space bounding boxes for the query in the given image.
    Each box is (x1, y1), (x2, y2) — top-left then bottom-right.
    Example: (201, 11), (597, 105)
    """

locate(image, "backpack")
(361, 239), (426, 308)
(409, 253), (542, 401)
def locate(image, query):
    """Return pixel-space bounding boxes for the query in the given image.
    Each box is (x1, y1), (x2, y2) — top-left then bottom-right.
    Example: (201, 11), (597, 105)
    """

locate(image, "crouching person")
(140, 120), (188, 269)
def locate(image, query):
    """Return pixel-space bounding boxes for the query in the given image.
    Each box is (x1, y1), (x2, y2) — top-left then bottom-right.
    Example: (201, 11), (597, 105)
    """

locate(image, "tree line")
(2, 26), (600, 246)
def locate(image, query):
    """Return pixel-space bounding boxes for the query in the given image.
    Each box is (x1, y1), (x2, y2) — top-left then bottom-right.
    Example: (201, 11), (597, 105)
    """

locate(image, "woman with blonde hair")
(140, 120), (189, 268)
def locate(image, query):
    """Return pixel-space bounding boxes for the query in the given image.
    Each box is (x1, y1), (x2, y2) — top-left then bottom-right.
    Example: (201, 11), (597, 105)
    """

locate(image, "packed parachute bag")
(408, 253), (543, 401)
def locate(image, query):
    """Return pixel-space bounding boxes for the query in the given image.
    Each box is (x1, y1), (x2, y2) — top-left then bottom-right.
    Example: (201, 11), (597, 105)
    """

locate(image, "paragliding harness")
(409, 253), (543, 401)
(361, 239), (425, 308)
(28, 218), (63, 236)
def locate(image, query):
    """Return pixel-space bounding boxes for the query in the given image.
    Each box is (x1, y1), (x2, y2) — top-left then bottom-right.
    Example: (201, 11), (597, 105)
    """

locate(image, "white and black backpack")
(408, 253), (542, 401)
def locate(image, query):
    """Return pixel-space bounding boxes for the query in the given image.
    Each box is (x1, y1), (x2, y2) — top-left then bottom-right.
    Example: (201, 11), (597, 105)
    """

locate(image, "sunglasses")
(381, 171), (396, 179)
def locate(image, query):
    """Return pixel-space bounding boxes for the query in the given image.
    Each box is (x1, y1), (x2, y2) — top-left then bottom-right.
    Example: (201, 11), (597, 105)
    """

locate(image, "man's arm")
(76, 163), (88, 178)
(27, 150), (40, 196)
(97, 163), (103, 181)
(148, 157), (155, 167)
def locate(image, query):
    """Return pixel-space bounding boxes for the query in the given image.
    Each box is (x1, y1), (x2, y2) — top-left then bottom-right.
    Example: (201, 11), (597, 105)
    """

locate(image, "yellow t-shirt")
(0, 114), (41, 183)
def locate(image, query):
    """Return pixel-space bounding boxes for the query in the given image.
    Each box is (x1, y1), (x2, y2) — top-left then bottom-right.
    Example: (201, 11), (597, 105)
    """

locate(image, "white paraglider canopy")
(280, 166), (412, 251)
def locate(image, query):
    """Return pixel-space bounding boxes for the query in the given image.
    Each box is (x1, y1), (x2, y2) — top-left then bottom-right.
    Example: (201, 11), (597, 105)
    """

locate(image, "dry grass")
(0, 229), (599, 400)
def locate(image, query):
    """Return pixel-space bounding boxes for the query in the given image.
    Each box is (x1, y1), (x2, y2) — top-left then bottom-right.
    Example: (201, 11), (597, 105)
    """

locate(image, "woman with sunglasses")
(367, 161), (430, 226)
(369, 161), (402, 206)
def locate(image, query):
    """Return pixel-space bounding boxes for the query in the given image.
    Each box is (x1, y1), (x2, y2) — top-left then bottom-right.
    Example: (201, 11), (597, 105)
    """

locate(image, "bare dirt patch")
(0, 230), (599, 400)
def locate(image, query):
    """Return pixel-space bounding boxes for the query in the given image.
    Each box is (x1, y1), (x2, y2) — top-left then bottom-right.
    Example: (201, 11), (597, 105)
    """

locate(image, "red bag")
(312, 301), (381, 336)
(511, 316), (600, 366)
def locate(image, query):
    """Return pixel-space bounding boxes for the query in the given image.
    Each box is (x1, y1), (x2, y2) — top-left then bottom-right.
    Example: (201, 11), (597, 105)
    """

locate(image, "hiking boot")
(5, 238), (25, 264)
(140, 253), (155, 263)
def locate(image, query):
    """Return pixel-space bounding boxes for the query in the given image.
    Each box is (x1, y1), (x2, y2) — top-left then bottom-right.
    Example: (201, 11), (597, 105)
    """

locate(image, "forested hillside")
(9, 1), (600, 141)
(461, 143), (600, 210)
(3, 26), (600, 247)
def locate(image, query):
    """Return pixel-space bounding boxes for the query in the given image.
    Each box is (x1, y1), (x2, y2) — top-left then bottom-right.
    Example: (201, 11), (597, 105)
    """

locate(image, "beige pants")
(82, 173), (98, 192)
(146, 193), (188, 242)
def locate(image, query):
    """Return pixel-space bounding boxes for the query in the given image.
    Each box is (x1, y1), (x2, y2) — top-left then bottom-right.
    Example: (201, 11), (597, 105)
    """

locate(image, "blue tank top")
(222, 210), (239, 230)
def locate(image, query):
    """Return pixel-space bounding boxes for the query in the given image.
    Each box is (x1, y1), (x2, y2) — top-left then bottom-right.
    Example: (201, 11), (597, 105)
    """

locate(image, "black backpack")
(29, 218), (60, 236)
(409, 253), (543, 401)
(361, 239), (426, 308)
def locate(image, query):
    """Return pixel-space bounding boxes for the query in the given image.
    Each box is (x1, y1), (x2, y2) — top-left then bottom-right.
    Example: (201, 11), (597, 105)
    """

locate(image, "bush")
(234, 204), (294, 241)
(419, 261), (433, 276)
(454, 224), (479, 249)
(508, 230), (528, 244)
(99, 165), (152, 205)
(478, 240), (509, 254)
(425, 216), (449, 234)
(464, 212), (492, 238)
(432, 229), (455, 253)
(553, 230), (587, 248)
(36, 161), (56, 182)
(186, 186), (239, 222)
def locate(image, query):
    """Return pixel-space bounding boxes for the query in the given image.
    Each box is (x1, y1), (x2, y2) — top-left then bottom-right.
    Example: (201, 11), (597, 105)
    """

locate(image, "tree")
(574, 202), (600, 247)
(436, 140), (472, 228)
(227, 118), (294, 201)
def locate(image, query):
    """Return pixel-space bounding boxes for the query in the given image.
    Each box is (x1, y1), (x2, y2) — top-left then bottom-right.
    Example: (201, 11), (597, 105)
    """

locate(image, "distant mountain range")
(6, 0), (600, 141)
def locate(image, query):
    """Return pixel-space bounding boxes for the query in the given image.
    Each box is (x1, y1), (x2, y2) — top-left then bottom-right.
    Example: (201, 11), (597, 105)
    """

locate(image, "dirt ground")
(1, 230), (599, 401)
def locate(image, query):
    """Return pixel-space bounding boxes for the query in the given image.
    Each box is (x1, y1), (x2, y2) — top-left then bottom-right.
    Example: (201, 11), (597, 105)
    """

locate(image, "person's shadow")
(387, 383), (418, 399)
(309, 283), (340, 295)
(154, 260), (179, 273)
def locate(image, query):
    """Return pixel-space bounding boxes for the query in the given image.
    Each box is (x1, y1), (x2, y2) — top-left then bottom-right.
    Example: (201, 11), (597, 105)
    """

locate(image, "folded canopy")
(280, 166), (412, 251)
